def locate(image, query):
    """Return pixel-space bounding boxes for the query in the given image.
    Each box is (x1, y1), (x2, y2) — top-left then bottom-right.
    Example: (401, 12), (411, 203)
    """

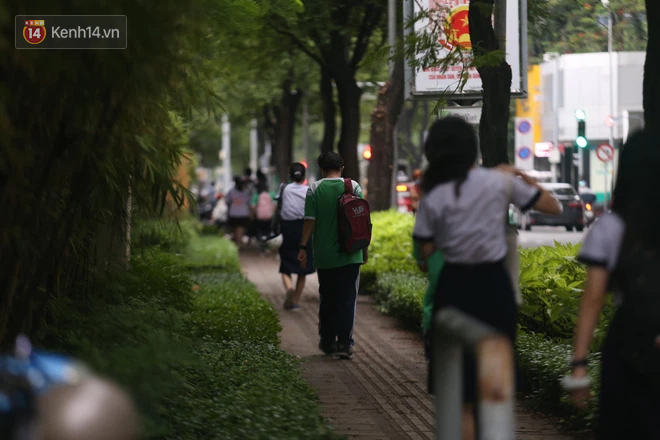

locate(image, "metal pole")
(222, 114), (231, 192)
(303, 98), (310, 165)
(249, 119), (258, 177)
(607, 10), (615, 207)
(494, 0), (507, 54)
(433, 308), (515, 440)
(389, 0), (398, 208)
(552, 56), (560, 183)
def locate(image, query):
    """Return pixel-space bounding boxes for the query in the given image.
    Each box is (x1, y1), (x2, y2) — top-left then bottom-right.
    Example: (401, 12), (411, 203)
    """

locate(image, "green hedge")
(36, 220), (339, 440)
(374, 273), (428, 330)
(365, 211), (605, 429)
(519, 244), (613, 348)
(362, 211), (419, 294)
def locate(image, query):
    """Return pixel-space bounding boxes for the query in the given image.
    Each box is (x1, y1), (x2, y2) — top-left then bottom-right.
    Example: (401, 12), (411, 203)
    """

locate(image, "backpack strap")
(343, 178), (353, 194)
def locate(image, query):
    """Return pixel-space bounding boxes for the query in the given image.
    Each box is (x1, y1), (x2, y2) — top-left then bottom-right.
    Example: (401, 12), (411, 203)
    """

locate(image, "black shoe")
(335, 343), (354, 360)
(318, 341), (337, 355)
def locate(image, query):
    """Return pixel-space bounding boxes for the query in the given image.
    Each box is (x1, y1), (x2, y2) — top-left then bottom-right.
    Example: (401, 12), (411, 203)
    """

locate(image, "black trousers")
(596, 311), (660, 439)
(317, 264), (361, 347)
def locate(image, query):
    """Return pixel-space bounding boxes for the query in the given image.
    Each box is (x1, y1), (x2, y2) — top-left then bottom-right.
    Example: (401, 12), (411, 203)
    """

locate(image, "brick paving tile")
(241, 251), (586, 440)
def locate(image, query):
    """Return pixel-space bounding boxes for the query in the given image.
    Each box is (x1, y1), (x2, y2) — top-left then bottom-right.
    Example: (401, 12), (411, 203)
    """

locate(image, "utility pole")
(601, 0), (615, 206)
(388, 0), (398, 208)
(249, 119), (258, 178)
(222, 115), (231, 192)
(552, 55), (560, 183)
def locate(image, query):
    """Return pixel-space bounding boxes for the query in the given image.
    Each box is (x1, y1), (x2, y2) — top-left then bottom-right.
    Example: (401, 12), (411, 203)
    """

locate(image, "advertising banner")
(412, 0), (522, 96)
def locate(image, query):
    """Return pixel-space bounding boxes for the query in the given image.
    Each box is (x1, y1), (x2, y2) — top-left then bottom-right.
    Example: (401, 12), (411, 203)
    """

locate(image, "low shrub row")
(364, 211), (606, 429)
(361, 211), (419, 294)
(36, 218), (338, 439)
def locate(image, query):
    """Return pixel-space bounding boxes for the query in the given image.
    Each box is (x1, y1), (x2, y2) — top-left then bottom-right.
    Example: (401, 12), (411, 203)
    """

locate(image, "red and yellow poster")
(413, 0), (522, 95)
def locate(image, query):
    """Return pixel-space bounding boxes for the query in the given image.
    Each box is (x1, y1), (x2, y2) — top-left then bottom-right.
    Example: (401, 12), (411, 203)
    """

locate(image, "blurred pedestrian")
(412, 116), (561, 440)
(225, 176), (251, 248)
(410, 169), (423, 214)
(251, 181), (276, 254)
(411, 169), (444, 371)
(279, 163), (315, 310)
(566, 129), (660, 439)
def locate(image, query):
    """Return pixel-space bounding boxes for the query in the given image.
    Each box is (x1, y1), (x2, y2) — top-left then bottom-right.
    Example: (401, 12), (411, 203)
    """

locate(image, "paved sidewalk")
(241, 252), (580, 440)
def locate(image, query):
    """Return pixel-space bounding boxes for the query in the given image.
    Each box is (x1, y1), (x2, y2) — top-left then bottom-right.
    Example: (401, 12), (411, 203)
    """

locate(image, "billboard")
(407, 0), (527, 98)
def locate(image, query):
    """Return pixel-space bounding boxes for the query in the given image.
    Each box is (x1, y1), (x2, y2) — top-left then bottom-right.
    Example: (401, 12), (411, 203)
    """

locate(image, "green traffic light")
(575, 109), (586, 120)
(576, 136), (588, 148)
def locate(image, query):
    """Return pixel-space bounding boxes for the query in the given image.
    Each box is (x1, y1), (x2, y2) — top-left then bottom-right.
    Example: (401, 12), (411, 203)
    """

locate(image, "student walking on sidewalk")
(297, 152), (367, 360)
(225, 176), (252, 249)
(413, 117), (561, 440)
(566, 130), (660, 440)
(251, 181), (276, 254)
(278, 163), (315, 311)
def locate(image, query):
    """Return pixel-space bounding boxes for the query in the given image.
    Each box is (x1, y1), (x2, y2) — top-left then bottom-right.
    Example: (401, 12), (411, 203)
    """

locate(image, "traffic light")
(362, 144), (372, 160)
(575, 109), (587, 148)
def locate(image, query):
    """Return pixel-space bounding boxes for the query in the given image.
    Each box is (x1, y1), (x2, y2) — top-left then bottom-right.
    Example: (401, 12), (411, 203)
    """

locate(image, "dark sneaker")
(318, 341), (337, 355)
(335, 344), (354, 360)
(290, 304), (300, 311)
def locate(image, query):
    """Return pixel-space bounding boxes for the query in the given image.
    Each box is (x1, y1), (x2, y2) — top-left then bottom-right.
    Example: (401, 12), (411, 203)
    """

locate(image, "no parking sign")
(514, 118), (534, 171)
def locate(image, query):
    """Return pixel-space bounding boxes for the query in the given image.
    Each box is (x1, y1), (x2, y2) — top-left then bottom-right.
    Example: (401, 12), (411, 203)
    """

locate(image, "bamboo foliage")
(0, 0), (300, 344)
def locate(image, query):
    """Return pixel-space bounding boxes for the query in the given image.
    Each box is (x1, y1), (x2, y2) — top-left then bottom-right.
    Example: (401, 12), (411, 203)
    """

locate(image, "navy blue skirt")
(279, 219), (315, 275)
(428, 260), (517, 403)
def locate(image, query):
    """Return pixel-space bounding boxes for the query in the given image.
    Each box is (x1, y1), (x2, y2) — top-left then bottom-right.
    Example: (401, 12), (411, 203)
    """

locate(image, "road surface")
(518, 226), (585, 248)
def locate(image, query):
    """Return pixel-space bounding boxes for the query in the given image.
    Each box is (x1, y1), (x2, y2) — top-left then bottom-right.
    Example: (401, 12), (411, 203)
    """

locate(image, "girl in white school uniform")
(413, 116), (561, 440)
(567, 129), (660, 439)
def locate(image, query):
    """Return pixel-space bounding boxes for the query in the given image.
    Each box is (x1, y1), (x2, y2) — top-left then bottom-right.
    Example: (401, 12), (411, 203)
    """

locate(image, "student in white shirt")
(413, 116), (561, 440)
(279, 163), (316, 310)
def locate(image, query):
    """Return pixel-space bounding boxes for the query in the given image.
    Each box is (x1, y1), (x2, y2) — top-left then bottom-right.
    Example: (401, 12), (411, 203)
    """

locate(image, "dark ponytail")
(289, 162), (306, 183)
(422, 116), (478, 195)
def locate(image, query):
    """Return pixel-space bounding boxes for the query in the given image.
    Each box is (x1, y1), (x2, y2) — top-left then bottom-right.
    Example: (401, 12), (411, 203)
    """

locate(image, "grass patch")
(36, 221), (339, 439)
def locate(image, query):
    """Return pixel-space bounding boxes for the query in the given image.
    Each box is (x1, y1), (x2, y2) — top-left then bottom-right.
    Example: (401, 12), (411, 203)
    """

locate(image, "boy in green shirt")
(298, 152), (367, 360)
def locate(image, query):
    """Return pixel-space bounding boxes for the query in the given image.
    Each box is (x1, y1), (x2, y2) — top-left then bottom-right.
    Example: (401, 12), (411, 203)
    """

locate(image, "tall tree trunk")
(335, 69), (363, 181)
(644, 0), (660, 130)
(320, 67), (336, 154)
(367, 59), (405, 211)
(264, 104), (278, 171)
(273, 77), (303, 184)
(469, 0), (512, 167)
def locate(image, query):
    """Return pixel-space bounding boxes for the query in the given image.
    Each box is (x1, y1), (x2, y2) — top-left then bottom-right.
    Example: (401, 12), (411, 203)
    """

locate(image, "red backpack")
(337, 178), (372, 253)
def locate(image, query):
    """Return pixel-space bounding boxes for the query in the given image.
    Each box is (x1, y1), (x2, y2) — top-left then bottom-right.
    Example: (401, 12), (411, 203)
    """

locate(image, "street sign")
(517, 120), (531, 134)
(443, 107), (482, 124)
(534, 142), (553, 158)
(518, 147), (531, 159)
(596, 143), (614, 163)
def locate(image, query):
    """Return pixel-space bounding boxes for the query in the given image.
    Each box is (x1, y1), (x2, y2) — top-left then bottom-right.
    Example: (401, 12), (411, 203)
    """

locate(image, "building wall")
(539, 52), (644, 200)
(515, 65), (542, 146)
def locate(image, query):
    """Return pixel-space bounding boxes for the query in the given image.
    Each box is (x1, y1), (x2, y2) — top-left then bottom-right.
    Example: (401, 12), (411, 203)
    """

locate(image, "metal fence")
(433, 308), (515, 440)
